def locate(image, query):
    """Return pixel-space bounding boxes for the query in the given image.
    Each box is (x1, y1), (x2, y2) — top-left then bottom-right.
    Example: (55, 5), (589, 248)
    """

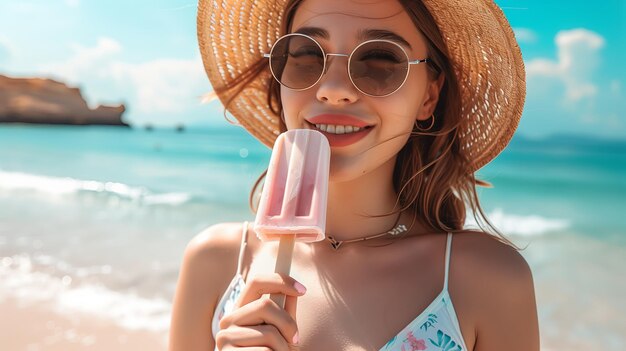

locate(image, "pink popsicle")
(255, 129), (330, 242)
(254, 129), (330, 307)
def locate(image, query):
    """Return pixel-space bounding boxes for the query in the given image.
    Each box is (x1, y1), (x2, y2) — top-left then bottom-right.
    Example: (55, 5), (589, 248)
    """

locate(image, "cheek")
(374, 93), (422, 129)
(379, 76), (426, 122)
(280, 88), (308, 128)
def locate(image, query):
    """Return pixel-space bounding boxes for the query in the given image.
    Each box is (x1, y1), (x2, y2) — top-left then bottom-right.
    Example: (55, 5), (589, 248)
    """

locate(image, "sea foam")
(0, 170), (190, 206)
(0, 254), (171, 332)
(466, 208), (570, 237)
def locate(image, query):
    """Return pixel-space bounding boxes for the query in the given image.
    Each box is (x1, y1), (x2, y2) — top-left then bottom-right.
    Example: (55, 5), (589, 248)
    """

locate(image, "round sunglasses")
(263, 33), (429, 97)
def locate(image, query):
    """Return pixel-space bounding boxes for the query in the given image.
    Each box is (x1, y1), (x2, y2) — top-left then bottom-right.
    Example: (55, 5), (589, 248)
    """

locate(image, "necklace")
(326, 213), (408, 250)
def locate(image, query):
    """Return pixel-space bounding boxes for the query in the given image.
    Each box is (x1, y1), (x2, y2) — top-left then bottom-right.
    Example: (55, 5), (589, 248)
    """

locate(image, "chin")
(328, 163), (372, 184)
(329, 151), (399, 185)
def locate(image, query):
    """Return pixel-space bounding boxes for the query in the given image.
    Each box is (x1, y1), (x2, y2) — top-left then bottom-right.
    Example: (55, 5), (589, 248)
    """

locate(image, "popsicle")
(254, 129), (330, 307)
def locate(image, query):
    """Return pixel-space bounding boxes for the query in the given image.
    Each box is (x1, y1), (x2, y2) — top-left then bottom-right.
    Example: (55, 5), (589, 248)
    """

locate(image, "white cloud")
(521, 28), (625, 137)
(513, 28), (537, 43)
(110, 57), (207, 114)
(41, 37), (122, 85)
(35, 38), (209, 124)
(527, 29), (605, 102)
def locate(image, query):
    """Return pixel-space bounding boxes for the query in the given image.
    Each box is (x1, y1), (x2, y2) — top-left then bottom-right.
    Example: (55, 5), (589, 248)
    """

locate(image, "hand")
(215, 273), (306, 351)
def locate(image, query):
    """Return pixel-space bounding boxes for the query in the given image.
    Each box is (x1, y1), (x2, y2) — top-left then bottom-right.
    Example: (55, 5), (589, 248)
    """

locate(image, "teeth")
(314, 124), (363, 134)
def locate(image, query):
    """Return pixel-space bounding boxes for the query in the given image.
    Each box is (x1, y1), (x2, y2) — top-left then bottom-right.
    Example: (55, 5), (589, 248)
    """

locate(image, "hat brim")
(197, 0), (525, 171)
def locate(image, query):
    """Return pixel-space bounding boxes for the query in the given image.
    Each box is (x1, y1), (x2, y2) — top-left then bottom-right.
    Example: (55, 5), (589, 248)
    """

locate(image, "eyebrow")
(358, 29), (413, 50)
(294, 26), (329, 38)
(293, 27), (413, 50)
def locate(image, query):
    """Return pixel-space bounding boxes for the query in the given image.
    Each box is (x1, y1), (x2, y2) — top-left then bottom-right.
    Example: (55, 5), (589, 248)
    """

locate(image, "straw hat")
(197, 0), (525, 171)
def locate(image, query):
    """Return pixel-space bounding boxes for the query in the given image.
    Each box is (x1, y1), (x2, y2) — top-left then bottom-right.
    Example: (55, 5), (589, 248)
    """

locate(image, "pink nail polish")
(294, 282), (307, 294)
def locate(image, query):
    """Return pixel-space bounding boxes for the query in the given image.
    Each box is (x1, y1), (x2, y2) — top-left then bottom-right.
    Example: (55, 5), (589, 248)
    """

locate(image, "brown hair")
(217, 0), (520, 249)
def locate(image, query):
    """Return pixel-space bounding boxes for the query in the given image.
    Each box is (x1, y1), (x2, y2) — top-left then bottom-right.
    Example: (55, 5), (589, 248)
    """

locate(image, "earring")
(415, 114), (435, 132)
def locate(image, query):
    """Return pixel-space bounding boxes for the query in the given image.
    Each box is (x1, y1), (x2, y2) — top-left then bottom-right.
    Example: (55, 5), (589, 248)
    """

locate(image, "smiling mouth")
(311, 123), (373, 134)
(304, 121), (374, 147)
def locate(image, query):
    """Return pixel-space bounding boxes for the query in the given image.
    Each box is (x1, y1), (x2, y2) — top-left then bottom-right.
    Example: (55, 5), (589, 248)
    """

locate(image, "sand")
(0, 298), (167, 351)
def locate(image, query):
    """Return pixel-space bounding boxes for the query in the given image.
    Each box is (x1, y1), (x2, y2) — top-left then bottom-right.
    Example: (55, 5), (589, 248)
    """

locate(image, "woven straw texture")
(197, 0), (525, 171)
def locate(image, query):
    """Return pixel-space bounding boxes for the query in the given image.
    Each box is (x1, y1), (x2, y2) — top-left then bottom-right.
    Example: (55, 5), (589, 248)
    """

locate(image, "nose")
(315, 55), (359, 105)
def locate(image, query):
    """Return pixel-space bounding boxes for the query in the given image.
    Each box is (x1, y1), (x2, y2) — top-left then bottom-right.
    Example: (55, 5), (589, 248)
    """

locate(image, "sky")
(0, 0), (624, 139)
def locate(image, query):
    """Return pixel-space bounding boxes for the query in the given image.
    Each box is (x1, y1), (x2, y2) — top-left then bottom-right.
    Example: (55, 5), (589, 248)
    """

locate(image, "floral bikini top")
(211, 222), (469, 351)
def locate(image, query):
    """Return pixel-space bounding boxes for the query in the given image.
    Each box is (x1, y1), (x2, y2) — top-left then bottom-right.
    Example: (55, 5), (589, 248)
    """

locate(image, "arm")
(168, 223), (302, 351)
(473, 244), (540, 351)
(168, 223), (241, 351)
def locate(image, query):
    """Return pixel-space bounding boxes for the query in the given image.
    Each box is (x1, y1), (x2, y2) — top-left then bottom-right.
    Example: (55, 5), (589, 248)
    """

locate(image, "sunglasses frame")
(263, 33), (429, 97)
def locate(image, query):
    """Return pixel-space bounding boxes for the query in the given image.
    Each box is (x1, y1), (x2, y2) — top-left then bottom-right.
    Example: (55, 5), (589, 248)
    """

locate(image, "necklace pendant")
(388, 224), (408, 236)
(328, 236), (343, 250)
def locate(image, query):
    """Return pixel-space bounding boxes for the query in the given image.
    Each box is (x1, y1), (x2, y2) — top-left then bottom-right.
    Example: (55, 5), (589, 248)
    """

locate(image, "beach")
(1, 299), (166, 351)
(1, 125), (624, 350)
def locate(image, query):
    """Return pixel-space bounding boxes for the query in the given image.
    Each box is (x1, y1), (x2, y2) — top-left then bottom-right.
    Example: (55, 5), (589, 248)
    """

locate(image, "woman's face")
(281, 0), (443, 183)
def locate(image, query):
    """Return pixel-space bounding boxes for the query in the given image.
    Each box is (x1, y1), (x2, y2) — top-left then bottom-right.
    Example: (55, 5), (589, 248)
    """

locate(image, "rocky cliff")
(0, 75), (128, 126)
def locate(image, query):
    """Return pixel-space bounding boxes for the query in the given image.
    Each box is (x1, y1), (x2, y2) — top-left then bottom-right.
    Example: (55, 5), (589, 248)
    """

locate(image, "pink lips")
(307, 114), (373, 147)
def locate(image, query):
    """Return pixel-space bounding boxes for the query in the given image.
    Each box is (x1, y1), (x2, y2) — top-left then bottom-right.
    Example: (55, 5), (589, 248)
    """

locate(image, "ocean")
(0, 124), (624, 350)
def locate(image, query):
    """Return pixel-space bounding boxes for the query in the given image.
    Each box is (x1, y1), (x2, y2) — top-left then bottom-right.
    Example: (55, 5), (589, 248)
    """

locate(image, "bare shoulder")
(169, 222), (250, 351)
(184, 221), (262, 279)
(452, 231), (540, 351)
(453, 230), (531, 278)
(452, 230), (535, 303)
(175, 221), (248, 308)
(185, 222), (248, 265)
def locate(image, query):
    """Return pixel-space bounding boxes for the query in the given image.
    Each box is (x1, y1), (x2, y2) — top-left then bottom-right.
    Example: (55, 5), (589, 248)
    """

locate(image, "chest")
(249, 243), (448, 350)
(295, 272), (446, 350)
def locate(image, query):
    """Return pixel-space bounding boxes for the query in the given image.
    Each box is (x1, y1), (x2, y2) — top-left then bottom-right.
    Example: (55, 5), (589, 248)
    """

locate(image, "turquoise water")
(478, 135), (626, 238)
(1, 124), (623, 239)
(0, 124), (625, 349)
(0, 124), (270, 207)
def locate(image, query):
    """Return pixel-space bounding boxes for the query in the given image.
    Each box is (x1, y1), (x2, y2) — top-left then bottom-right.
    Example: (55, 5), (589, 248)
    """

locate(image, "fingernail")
(292, 331), (299, 344)
(294, 281), (307, 294)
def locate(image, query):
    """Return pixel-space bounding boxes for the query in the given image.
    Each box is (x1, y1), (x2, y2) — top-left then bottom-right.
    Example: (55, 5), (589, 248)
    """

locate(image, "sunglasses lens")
(270, 35), (324, 90)
(350, 41), (409, 96)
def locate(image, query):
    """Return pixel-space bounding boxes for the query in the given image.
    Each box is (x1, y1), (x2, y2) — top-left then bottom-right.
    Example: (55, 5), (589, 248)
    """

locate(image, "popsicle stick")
(269, 234), (296, 308)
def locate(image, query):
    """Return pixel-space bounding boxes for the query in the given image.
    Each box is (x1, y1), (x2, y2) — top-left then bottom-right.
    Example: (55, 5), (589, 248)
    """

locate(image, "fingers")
(236, 273), (307, 308)
(217, 273), (305, 350)
(216, 324), (292, 351)
(221, 298), (299, 346)
(284, 294), (298, 321)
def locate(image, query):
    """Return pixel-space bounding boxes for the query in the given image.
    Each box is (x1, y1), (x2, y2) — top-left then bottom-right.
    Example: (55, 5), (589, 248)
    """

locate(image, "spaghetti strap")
(211, 222), (250, 341)
(443, 232), (453, 292)
(235, 221), (249, 276)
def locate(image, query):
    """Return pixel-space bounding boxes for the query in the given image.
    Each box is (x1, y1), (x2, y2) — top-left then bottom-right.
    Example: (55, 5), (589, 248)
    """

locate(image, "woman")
(170, 0), (540, 350)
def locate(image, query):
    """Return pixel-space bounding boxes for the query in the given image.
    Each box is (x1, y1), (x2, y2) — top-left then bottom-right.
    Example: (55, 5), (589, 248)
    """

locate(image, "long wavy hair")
(215, 0), (519, 249)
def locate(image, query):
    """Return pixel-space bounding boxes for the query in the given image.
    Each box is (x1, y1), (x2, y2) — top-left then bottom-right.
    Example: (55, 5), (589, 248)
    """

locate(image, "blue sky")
(0, 0), (624, 139)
